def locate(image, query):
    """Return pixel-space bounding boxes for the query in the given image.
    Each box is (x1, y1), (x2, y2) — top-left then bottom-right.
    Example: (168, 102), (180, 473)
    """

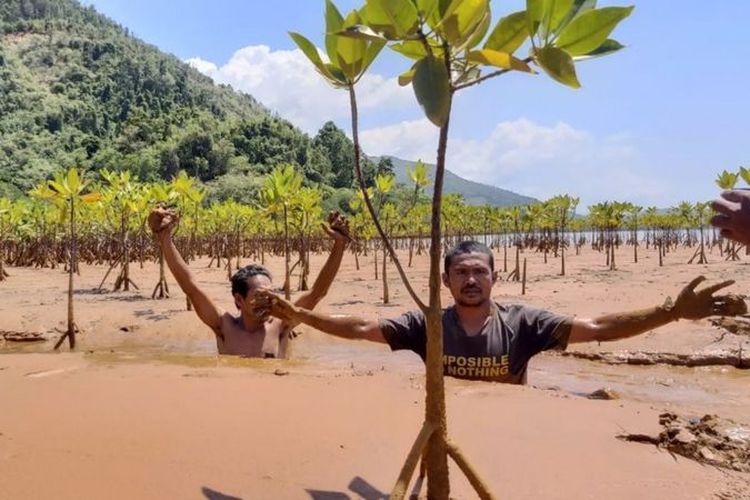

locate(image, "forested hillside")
(0, 0), (381, 200)
(0, 0), (531, 208)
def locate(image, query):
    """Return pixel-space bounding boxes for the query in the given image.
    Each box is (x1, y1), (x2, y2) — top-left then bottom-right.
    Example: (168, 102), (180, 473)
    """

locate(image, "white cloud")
(359, 117), (666, 208)
(186, 46), (668, 208)
(186, 46), (412, 134)
(185, 57), (217, 75)
(359, 119), (439, 163)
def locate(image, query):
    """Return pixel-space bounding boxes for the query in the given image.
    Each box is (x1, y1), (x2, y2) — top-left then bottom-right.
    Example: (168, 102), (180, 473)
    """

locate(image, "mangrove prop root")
(53, 322), (79, 350)
(446, 439), (496, 500)
(390, 421), (436, 500)
(390, 423), (497, 500)
(151, 280), (170, 299)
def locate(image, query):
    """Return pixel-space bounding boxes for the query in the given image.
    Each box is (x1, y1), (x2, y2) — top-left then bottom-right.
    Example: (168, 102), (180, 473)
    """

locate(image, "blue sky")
(82, 0), (750, 209)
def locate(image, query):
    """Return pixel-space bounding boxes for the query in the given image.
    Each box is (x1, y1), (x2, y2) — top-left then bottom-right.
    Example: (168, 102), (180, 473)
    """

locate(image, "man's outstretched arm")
(254, 290), (386, 343)
(569, 276), (743, 344)
(150, 208), (224, 333)
(294, 212), (350, 311)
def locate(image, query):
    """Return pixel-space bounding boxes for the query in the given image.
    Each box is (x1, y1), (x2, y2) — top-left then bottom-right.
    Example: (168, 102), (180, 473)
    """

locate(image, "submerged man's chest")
(217, 321), (281, 357)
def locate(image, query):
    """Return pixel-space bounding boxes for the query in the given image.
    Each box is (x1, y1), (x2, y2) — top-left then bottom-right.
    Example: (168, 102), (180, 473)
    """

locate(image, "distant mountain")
(378, 156), (538, 207)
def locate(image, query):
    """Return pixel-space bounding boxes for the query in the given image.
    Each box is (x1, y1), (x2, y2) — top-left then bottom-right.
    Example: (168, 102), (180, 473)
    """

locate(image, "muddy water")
(531, 354), (750, 422)
(5, 333), (748, 424)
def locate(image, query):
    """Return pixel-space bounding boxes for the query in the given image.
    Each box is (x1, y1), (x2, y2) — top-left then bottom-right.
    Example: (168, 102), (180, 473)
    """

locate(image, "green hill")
(0, 0), (537, 209)
(383, 156), (538, 207)
(0, 0), (355, 199)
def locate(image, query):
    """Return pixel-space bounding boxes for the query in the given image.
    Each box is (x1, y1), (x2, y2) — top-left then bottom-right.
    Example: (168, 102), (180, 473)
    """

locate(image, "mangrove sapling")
(32, 168), (102, 350)
(292, 0), (632, 496)
(260, 164), (304, 300)
(99, 170), (142, 292)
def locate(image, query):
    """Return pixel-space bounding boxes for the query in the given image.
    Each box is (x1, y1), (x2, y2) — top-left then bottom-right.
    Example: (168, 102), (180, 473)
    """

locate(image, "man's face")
(442, 252), (497, 307)
(235, 274), (273, 317)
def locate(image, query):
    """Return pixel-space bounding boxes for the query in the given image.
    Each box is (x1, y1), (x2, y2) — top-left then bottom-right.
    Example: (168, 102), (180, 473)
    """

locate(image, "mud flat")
(2, 246), (750, 497)
(1, 352), (749, 499)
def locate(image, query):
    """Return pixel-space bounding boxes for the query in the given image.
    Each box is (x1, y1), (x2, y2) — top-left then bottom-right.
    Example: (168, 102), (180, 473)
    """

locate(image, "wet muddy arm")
(568, 276), (742, 344)
(568, 306), (676, 344)
(286, 306), (386, 344)
(158, 231), (223, 331)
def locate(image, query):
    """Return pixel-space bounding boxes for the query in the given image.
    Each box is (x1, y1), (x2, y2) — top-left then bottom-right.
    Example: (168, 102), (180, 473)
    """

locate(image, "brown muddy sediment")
(558, 349), (750, 368)
(0, 330), (47, 342)
(619, 412), (750, 473)
(712, 315), (750, 338)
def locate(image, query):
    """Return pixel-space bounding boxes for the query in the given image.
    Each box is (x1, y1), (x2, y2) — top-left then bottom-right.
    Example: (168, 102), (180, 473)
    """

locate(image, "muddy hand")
(322, 211), (351, 243)
(249, 289), (274, 322)
(148, 206), (179, 235)
(673, 276), (738, 320)
(251, 289), (298, 322)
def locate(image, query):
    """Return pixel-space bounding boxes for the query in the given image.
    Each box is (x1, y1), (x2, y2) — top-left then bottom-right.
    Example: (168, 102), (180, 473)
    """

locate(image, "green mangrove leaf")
(336, 11), (366, 78)
(573, 38), (624, 60)
(391, 40), (429, 59)
(556, 0), (596, 33)
(464, 10), (491, 49)
(337, 24), (387, 42)
(540, 0), (574, 40)
(289, 32), (336, 81)
(360, 0), (419, 39)
(438, 0), (489, 46)
(398, 66), (416, 86)
(412, 55), (451, 126)
(484, 10), (528, 54)
(534, 46), (580, 88)
(526, 0), (544, 37)
(467, 49), (534, 73)
(555, 6), (634, 56)
(325, 0), (344, 62)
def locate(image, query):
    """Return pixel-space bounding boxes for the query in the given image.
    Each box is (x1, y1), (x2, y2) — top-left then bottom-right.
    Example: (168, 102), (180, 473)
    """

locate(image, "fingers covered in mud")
(148, 206), (179, 235)
(322, 211), (352, 243)
(249, 289), (297, 322)
(675, 277), (745, 320)
(701, 279), (735, 296)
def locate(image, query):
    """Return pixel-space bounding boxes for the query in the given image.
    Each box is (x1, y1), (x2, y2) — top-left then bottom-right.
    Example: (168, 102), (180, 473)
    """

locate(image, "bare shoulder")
(216, 311), (240, 339)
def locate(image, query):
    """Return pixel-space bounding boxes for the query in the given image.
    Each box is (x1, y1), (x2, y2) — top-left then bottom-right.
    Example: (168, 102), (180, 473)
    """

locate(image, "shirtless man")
(148, 207), (350, 357)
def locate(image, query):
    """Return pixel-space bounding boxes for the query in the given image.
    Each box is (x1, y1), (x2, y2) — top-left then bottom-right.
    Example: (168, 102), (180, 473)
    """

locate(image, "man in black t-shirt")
(379, 302), (569, 384)
(252, 241), (742, 384)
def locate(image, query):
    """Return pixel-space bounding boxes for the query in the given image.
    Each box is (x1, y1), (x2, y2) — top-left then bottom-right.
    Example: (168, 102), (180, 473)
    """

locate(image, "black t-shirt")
(379, 302), (572, 384)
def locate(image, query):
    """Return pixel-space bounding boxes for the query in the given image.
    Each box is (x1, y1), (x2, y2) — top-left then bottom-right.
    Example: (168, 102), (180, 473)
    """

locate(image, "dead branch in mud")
(558, 348), (749, 369)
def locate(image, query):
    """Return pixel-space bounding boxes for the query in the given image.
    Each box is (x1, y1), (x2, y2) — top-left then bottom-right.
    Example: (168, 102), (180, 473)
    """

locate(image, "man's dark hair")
(444, 240), (494, 273)
(231, 264), (272, 297)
